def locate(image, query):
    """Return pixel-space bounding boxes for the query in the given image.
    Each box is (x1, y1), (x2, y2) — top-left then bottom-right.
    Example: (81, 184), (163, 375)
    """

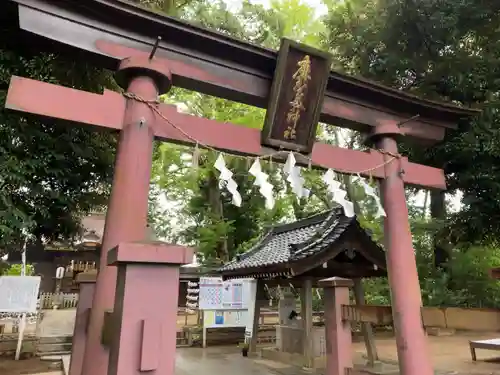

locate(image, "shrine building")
(219, 207), (386, 281)
(218, 207), (387, 367)
(4, 212), (198, 306)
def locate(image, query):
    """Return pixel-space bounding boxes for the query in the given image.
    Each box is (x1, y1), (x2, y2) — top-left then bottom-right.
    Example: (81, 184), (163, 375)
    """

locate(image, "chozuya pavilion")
(219, 207), (387, 370)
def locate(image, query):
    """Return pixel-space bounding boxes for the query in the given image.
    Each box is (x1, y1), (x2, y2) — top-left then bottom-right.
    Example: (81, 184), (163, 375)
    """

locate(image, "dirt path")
(353, 332), (500, 374)
(0, 357), (60, 375)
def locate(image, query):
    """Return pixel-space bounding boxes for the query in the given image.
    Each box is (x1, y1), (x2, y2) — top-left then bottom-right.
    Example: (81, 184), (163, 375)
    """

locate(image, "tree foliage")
(323, 0), (500, 244)
(148, 0), (331, 263)
(0, 45), (117, 250)
(146, 0), (500, 308)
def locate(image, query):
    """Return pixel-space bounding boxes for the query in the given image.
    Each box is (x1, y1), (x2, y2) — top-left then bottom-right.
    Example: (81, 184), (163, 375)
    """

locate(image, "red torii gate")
(3, 1), (478, 375)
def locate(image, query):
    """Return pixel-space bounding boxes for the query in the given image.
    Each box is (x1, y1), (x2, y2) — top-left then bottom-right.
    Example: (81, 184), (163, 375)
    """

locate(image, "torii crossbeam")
(6, 76), (446, 189)
(2, 2), (479, 375)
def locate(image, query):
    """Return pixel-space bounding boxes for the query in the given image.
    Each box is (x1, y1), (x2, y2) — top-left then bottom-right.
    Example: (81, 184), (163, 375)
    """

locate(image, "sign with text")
(261, 39), (332, 154)
(0, 276), (41, 313)
(199, 277), (248, 310)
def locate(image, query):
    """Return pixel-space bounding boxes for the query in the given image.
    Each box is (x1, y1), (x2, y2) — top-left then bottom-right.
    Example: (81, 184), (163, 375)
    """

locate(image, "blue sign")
(215, 311), (224, 325)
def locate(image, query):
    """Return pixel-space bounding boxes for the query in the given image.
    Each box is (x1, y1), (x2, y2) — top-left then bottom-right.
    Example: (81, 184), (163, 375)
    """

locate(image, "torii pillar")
(367, 125), (432, 375)
(80, 57), (173, 375)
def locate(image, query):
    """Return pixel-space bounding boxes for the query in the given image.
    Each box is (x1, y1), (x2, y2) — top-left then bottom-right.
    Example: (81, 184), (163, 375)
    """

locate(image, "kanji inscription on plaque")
(261, 39), (332, 154)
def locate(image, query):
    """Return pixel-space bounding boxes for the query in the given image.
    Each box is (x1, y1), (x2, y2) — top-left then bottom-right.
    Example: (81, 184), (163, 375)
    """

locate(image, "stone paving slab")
(48, 337), (500, 375)
(37, 311), (75, 338)
(61, 355), (70, 375)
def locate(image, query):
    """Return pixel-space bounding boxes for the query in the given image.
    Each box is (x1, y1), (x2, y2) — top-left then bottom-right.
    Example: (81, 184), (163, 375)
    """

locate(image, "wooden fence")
(35, 295), (500, 332)
(39, 293), (79, 309)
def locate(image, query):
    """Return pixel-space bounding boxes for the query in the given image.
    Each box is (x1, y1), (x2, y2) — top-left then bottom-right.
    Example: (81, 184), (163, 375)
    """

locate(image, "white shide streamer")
(249, 159), (275, 209)
(283, 152), (310, 200)
(214, 154), (242, 207)
(321, 169), (354, 217)
(355, 175), (386, 218)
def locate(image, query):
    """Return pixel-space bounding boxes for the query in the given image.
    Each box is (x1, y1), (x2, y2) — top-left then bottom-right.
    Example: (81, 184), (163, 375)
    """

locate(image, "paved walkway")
(37, 310), (75, 337)
(53, 332), (500, 375)
(59, 347), (306, 375)
(353, 332), (500, 375)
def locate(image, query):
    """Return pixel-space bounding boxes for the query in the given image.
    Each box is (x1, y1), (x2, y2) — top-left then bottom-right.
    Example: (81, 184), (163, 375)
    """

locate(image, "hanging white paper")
(283, 152), (309, 199)
(332, 189), (355, 218)
(322, 169), (355, 217)
(356, 176), (386, 218)
(249, 159), (275, 209)
(214, 154), (242, 207)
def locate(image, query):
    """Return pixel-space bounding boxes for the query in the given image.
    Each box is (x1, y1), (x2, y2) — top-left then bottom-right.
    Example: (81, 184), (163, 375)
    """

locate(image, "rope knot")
(378, 149), (402, 158)
(123, 92), (160, 106)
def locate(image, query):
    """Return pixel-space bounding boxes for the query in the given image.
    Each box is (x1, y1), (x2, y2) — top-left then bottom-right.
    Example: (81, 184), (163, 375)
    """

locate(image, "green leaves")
(323, 0), (500, 243)
(0, 43), (116, 250)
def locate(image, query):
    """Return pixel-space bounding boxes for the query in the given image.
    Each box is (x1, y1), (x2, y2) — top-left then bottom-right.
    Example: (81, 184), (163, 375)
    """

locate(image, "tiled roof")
(219, 208), (363, 273)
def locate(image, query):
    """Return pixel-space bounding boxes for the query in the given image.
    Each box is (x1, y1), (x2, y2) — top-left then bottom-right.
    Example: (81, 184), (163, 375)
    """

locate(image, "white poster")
(222, 280), (232, 308)
(200, 277), (253, 310)
(199, 277), (223, 310)
(0, 276), (41, 313)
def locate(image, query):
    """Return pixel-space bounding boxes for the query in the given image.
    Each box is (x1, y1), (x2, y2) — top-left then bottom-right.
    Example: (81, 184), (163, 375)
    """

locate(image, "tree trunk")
(430, 190), (450, 269)
(207, 170), (229, 263)
(422, 190), (429, 219)
(335, 130), (362, 213)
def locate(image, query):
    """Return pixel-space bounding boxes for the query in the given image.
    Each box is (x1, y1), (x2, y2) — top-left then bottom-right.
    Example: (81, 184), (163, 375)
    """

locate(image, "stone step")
(37, 342), (73, 356)
(39, 350), (72, 357)
(38, 336), (73, 344)
(37, 335), (190, 352)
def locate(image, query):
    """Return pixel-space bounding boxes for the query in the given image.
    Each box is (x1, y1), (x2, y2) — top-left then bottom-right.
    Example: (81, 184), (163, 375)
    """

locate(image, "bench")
(469, 338), (500, 361)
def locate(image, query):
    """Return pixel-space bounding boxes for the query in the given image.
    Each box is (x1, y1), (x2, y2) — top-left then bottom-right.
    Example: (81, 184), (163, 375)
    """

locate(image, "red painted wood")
(6, 76), (125, 130)
(5, 76), (446, 189)
(109, 242), (191, 375)
(378, 136), (433, 375)
(140, 319), (160, 371)
(81, 75), (156, 375)
(321, 283), (353, 375)
(69, 282), (95, 375)
(107, 242), (194, 266)
(95, 40), (447, 142)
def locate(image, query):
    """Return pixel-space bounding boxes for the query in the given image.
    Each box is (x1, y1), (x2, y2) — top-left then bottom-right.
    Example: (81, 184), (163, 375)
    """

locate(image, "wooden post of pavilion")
(300, 278), (314, 369)
(353, 278), (378, 365)
(249, 280), (264, 354)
